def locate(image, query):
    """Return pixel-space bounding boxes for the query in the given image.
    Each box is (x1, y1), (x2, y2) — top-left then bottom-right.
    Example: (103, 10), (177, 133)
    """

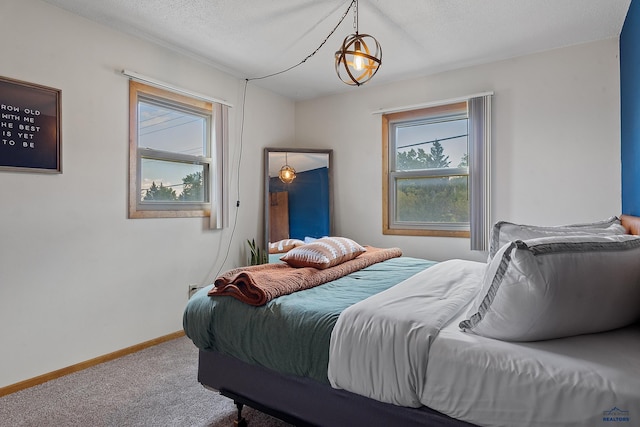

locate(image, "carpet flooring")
(0, 336), (292, 427)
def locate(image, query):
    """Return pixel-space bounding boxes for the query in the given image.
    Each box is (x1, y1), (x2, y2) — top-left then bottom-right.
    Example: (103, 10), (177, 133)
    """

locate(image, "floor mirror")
(264, 148), (333, 259)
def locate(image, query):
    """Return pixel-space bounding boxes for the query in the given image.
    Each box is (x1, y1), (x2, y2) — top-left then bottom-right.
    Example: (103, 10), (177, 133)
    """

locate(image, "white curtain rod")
(371, 91), (493, 115)
(121, 69), (233, 108)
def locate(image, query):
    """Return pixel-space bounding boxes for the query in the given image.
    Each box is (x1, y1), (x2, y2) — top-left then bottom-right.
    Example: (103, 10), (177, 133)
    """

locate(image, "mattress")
(423, 310), (640, 427)
(183, 256), (436, 383)
(186, 253), (640, 427)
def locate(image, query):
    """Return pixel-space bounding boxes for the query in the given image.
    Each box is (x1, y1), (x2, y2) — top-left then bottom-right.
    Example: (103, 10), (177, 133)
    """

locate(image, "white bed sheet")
(424, 311), (640, 427)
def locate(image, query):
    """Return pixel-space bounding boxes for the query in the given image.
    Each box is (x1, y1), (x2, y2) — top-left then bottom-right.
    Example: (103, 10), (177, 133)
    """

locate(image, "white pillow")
(488, 216), (625, 260)
(460, 234), (640, 341)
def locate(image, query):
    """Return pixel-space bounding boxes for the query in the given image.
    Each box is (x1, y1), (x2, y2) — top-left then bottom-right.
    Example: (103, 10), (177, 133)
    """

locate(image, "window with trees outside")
(382, 95), (491, 250)
(128, 81), (227, 225)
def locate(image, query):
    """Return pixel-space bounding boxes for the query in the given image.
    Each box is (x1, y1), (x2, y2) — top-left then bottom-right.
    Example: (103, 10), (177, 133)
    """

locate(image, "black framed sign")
(0, 76), (61, 173)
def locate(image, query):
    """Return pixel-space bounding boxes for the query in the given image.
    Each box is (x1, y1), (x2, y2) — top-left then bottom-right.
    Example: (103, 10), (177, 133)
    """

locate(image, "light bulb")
(353, 41), (364, 71)
(279, 164), (296, 183)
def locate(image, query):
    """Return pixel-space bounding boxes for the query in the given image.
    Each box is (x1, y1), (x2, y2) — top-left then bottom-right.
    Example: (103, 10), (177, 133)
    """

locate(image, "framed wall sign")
(0, 76), (61, 173)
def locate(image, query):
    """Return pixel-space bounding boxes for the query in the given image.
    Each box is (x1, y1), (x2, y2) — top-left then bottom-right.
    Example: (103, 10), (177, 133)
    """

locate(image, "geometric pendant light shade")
(335, 32), (382, 86)
(278, 152), (296, 184)
(335, 0), (382, 86)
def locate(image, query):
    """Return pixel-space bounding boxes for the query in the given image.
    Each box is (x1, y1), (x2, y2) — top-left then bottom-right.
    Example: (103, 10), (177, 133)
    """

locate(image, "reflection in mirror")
(264, 148), (333, 260)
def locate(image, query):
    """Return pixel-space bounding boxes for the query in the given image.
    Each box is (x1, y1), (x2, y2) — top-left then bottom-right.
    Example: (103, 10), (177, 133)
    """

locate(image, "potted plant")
(247, 239), (268, 265)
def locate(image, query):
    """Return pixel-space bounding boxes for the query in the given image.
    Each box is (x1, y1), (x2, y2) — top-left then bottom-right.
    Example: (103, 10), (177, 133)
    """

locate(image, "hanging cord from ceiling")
(209, 79), (249, 282)
(247, 0), (356, 81)
(209, 2), (356, 282)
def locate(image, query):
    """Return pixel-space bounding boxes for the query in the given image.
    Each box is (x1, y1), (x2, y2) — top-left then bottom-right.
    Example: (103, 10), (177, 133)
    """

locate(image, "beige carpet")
(0, 336), (291, 427)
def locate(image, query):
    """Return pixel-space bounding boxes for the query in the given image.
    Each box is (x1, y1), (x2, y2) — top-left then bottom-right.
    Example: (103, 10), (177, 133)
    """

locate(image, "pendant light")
(279, 152), (296, 184)
(335, 0), (382, 86)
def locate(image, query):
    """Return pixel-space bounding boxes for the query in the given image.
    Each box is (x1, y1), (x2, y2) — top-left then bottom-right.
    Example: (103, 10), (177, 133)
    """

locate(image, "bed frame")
(198, 350), (477, 427)
(197, 214), (640, 426)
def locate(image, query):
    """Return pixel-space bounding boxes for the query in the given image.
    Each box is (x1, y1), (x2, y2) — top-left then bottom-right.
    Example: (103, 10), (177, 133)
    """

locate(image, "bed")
(183, 217), (640, 427)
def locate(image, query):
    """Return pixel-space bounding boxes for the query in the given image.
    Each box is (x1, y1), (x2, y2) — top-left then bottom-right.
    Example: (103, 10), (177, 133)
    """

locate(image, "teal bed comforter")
(183, 256), (436, 384)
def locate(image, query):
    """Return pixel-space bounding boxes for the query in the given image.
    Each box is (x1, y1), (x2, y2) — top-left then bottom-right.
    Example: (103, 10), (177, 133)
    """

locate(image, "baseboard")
(0, 330), (185, 397)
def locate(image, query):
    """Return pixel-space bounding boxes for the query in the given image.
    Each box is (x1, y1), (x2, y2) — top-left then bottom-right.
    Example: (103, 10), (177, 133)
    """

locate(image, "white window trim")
(372, 91), (493, 115)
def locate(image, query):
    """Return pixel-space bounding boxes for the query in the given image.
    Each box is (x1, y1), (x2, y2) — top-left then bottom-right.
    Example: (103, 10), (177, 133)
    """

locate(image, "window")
(382, 95), (491, 250)
(128, 81), (227, 225)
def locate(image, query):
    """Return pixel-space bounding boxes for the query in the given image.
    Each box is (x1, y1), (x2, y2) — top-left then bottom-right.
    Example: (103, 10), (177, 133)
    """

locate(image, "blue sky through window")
(138, 101), (207, 197)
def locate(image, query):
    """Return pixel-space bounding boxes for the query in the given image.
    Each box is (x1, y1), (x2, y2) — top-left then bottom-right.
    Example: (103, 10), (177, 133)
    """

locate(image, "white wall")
(0, 0), (295, 388)
(295, 39), (621, 262)
(0, 0), (622, 389)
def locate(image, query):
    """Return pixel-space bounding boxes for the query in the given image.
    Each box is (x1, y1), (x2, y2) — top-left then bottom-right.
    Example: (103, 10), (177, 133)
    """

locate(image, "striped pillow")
(268, 239), (305, 254)
(280, 237), (366, 269)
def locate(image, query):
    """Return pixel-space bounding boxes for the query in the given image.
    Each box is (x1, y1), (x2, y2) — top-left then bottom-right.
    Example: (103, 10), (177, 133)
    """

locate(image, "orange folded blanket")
(208, 246), (402, 306)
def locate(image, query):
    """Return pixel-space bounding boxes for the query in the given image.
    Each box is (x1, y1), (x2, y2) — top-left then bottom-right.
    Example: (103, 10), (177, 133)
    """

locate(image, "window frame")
(128, 81), (224, 220)
(382, 95), (492, 245)
(383, 102), (471, 238)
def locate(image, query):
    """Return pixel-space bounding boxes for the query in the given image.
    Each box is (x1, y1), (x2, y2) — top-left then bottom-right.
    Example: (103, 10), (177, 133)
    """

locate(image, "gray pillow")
(460, 234), (640, 341)
(488, 216), (625, 260)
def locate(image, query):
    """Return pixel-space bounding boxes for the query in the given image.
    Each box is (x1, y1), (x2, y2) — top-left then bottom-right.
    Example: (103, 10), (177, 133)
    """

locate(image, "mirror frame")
(264, 147), (334, 250)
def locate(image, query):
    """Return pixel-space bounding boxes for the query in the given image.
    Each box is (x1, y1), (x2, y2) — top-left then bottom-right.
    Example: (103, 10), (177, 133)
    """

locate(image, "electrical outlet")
(188, 284), (201, 298)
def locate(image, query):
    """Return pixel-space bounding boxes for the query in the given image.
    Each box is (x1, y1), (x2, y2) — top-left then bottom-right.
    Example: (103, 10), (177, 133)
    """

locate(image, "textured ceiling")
(40, 0), (631, 100)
